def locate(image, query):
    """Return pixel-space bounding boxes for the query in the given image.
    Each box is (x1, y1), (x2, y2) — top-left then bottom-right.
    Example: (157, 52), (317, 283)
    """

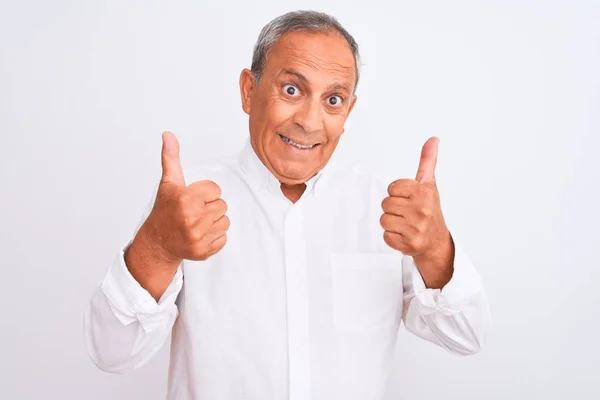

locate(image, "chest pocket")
(330, 252), (404, 333)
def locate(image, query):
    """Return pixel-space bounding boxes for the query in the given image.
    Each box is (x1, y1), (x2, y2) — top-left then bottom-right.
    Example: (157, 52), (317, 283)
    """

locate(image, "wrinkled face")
(239, 31), (358, 185)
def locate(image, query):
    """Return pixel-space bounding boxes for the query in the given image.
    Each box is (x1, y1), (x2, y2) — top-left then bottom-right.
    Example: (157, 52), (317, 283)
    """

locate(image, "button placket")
(283, 203), (311, 400)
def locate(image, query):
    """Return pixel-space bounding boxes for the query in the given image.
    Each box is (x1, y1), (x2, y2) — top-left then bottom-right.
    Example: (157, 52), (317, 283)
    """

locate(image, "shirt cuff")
(405, 238), (483, 315)
(100, 240), (183, 333)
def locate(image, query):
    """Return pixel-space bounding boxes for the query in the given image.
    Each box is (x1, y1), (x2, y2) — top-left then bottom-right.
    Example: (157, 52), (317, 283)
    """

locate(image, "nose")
(293, 97), (324, 133)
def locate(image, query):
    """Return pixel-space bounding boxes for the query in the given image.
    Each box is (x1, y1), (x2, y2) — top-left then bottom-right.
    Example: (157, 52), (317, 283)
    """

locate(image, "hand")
(142, 131), (230, 263)
(380, 137), (454, 288)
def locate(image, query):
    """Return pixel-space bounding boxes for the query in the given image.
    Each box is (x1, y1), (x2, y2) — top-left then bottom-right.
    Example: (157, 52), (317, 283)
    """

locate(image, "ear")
(239, 69), (256, 115)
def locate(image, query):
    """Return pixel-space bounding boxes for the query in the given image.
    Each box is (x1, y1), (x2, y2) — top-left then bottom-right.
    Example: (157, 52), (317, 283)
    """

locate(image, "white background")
(1, 0), (599, 399)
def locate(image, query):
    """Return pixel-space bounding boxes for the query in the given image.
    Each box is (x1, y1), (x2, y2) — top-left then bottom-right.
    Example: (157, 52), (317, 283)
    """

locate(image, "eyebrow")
(281, 69), (352, 94)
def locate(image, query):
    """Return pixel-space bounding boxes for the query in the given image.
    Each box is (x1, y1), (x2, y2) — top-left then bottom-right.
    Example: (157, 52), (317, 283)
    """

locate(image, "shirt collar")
(239, 137), (337, 198)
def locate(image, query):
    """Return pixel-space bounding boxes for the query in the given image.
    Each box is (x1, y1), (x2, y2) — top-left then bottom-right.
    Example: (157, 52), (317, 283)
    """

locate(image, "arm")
(83, 132), (228, 373)
(83, 181), (184, 373)
(401, 235), (492, 355)
(83, 239), (183, 373)
(380, 137), (491, 355)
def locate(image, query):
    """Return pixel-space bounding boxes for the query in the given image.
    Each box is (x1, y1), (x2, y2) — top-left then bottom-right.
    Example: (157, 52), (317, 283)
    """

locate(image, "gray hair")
(250, 10), (361, 94)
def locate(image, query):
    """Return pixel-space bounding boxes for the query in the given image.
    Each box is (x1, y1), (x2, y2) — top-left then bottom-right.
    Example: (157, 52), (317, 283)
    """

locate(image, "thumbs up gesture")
(144, 132), (229, 263)
(380, 137), (454, 288)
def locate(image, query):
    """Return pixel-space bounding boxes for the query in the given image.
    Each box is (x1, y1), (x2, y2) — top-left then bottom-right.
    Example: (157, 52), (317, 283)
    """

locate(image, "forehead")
(264, 31), (356, 88)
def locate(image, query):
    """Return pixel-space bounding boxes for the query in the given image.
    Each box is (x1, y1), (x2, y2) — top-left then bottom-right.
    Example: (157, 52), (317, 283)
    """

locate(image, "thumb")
(161, 131), (185, 186)
(415, 136), (439, 184)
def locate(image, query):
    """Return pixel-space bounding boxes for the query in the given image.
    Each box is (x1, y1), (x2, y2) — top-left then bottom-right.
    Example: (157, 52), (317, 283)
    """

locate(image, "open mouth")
(278, 134), (320, 150)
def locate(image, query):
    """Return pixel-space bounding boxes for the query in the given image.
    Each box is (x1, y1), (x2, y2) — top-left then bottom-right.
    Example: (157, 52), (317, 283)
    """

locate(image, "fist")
(380, 137), (449, 258)
(144, 132), (230, 262)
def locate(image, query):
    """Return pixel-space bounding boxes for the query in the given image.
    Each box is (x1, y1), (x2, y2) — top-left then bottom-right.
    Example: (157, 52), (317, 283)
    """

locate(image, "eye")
(283, 84), (301, 97)
(327, 95), (343, 107)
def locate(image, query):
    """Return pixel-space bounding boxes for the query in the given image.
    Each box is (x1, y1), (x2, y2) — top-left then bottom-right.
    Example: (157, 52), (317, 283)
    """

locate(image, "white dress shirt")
(84, 139), (491, 400)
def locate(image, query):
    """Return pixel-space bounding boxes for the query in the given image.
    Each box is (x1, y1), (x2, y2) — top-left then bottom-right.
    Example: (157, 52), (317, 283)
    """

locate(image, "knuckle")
(417, 184), (433, 197)
(419, 207), (432, 218)
(186, 229), (202, 244)
(383, 231), (396, 247)
(220, 199), (228, 214)
(379, 213), (388, 229)
(387, 183), (396, 195)
(383, 230), (392, 243)
(214, 198), (227, 215)
(381, 197), (391, 212)
(205, 180), (222, 197)
(188, 226), (208, 244)
(222, 215), (231, 230)
(197, 208), (209, 221)
(192, 244), (209, 261)
(383, 231), (399, 250)
(211, 235), (227, 251)
(176, 193), (190, 209)
(208, 234), (227, 254)
(409, 236), (422, 251)
(388, 183), (402, 196)
(182, 212), (196, 227)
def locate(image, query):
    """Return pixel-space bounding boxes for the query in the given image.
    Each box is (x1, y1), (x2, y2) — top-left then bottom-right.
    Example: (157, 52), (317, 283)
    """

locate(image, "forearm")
(84, 239), (183, 373)
(402, 239), (492, 355)
(413, 231), (455, 290)
(125, 223), (182, 301)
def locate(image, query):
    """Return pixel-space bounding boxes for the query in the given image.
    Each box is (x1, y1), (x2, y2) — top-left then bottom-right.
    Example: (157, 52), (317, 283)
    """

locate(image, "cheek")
(261, 97), (295, 128)
(323, 113), (348, 140)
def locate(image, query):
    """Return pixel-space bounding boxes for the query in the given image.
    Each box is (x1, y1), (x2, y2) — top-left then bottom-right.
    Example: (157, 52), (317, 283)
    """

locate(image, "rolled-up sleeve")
(84, 239), (183, 373)
(401, 236), (492, 355)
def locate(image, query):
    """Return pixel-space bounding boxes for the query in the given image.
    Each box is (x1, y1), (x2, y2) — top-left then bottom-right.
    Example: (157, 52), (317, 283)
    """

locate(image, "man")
(84, 10), (491, 400)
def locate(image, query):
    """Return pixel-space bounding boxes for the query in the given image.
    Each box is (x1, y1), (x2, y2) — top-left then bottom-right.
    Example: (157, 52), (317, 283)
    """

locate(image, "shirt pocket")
(330, 252), (403, 334)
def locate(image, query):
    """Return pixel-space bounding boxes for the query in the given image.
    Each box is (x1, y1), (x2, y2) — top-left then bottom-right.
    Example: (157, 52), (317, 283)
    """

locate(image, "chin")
(274, 167), (313, 184)
(260, 137), (327, 184)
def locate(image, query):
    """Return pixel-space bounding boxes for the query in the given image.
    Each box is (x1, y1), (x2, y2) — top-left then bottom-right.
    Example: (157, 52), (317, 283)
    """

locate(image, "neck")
(280, 182), (306, 203)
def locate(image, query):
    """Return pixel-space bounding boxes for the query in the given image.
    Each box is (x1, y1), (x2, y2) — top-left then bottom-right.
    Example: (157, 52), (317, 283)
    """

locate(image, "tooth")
(281, 134), (315, 149)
